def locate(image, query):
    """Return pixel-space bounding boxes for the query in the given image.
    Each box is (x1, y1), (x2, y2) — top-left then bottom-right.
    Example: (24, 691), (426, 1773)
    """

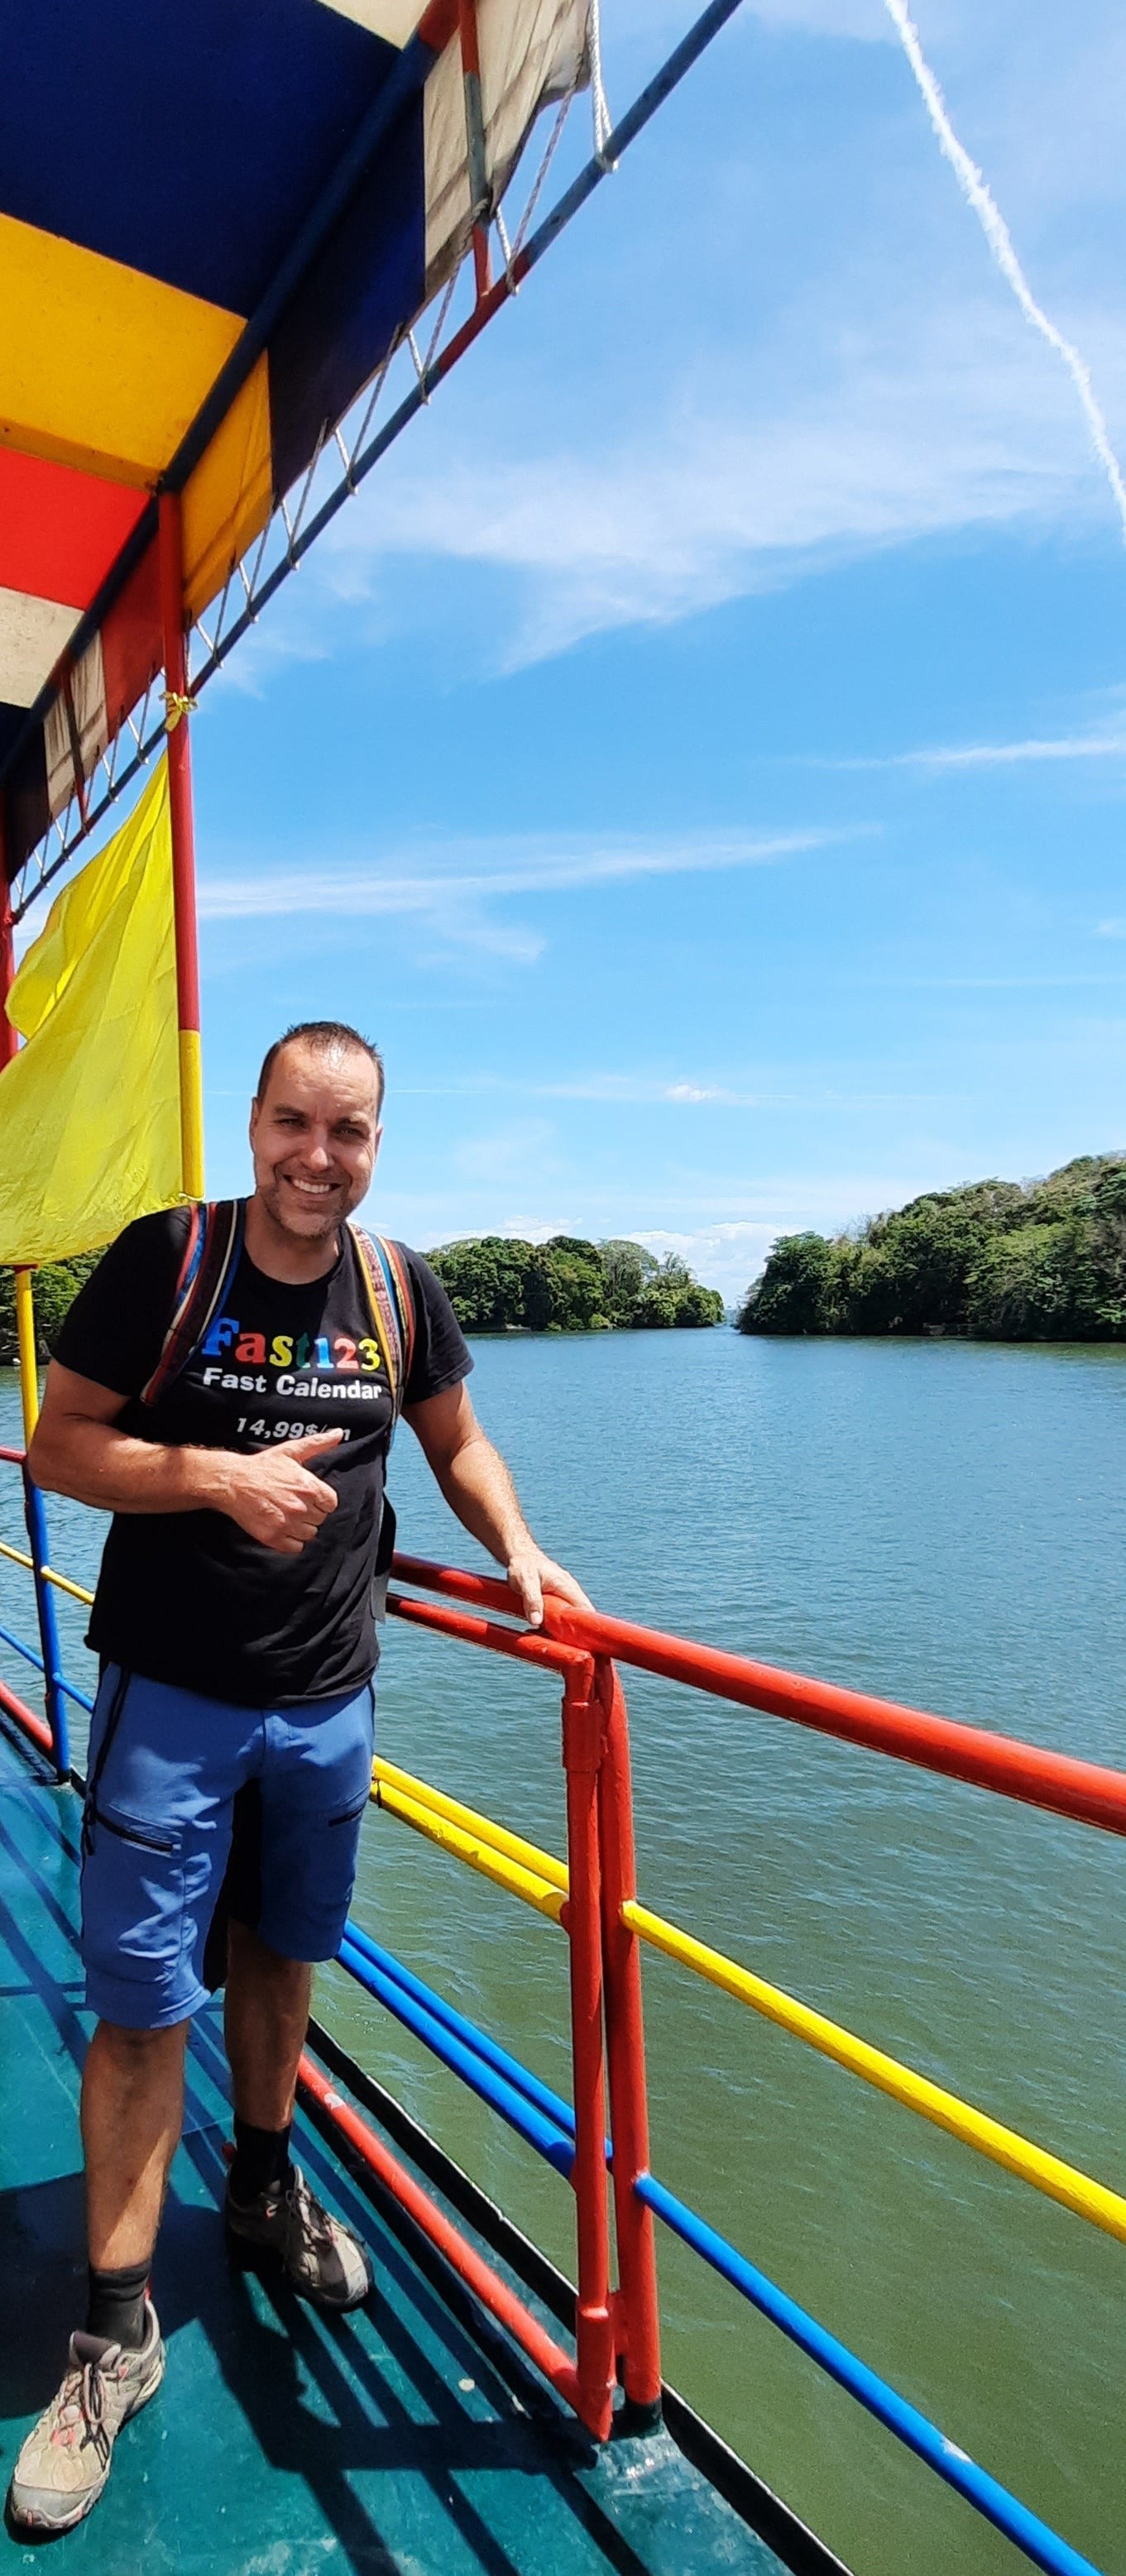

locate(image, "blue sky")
(189, 0), (1126, 1302)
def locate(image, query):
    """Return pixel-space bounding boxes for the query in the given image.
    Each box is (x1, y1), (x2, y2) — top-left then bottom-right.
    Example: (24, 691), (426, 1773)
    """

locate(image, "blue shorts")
(80, 1664), (376, 2031)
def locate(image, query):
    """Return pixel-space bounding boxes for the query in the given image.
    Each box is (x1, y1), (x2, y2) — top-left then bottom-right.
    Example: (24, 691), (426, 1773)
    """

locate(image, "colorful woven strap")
(350, 1229), (416, 1427)
(141, 1199), (244, 1407)
(141, 1203), (415, 1421)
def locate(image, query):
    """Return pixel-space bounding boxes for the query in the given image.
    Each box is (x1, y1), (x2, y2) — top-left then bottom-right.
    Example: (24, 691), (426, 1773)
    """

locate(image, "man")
(9, 1019), (589, 2535)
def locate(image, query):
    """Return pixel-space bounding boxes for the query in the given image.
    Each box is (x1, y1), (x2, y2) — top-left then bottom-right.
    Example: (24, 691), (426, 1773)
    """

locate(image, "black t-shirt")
(55, 1206), (472, 1707)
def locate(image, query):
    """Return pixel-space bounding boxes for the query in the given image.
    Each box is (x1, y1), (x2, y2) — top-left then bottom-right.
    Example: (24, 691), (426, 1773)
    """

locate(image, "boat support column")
(596, 1660), (663, 2423)
(562, 1664), (617, 2440)
(159, 492), (205, 1200)
(0, 842), (69, 1776)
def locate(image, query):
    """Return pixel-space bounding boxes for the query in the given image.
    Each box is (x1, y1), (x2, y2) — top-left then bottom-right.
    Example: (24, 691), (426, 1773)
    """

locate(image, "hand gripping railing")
(0, 1459), (1119, 2573)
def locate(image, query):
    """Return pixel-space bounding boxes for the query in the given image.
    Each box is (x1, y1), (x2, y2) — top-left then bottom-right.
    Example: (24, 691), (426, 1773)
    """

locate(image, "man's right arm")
(29, 1363), (343, 1556)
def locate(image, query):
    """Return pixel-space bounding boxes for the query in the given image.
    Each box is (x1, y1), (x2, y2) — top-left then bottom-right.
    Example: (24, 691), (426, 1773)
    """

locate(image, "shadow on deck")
(0, 1721), (801, 2576)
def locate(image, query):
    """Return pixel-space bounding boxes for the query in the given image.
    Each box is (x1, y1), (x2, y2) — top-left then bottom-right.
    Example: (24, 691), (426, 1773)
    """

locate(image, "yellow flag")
(0, 760), (181, 1265)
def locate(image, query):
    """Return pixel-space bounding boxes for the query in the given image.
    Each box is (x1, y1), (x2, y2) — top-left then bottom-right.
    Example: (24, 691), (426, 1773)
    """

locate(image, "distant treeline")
(0, 1233), (724, 1368)
(737, 1156), (1126, 1341)
(426, 1237), (724, 1333)
(0, 1256), (99, 1368)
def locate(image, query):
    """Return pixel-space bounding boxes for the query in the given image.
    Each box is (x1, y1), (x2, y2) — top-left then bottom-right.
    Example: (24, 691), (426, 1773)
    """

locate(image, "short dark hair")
(256, 1021), (385, 1112)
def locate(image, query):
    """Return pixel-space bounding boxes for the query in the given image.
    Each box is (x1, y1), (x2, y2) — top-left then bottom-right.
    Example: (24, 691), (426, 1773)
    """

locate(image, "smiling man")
(9, 1019), (590, 2536)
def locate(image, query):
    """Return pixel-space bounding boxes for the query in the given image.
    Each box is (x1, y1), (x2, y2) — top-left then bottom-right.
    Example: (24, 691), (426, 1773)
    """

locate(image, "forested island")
(426, 1236), (724, 1333)
(0, 1233), (723, 1365)
(737, 1156), (1126, 1341)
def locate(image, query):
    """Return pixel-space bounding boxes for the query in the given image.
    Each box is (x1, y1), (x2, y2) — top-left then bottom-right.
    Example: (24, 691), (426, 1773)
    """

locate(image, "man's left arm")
(404, 1382), (592, 1628)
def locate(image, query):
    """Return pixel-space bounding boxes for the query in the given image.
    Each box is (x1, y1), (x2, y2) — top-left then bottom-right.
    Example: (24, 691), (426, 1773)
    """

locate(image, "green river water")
(2, 1331), (1124, 2576)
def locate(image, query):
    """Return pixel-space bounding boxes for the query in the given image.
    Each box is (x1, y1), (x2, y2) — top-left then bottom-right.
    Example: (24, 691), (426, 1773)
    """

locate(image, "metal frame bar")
(158, 494), (205, 1199)
(0, 851), (68, 1775)
(0, 26), (449, 820)
(7, 0), (748, 924)
(393, 1554), (1126, 1835)
(0, 1469), (1110, 2567)
(637, 2176), (1100, 2576)
(297, 2050), (584, 2412)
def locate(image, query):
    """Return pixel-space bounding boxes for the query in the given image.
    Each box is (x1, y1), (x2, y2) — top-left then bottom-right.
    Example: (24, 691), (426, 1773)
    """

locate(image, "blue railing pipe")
(0, 1609), (92, 1717)
(337, 1932), (576, 2177)
(22, 1472), (68, 1778)
(636, 2175), (1104, 2576)
(0, 1616), (43, 1675)
(343, 1919), (578, 2141)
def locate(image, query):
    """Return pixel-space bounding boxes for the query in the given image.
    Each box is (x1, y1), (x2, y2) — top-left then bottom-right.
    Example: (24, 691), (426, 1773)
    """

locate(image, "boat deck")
(0, 1723), (798, 2576)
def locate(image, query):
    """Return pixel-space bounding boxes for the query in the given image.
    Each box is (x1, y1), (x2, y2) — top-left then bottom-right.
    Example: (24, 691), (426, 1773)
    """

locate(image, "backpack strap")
(141, 1199), (245, 1407)
(350, 1229), (416, 1430)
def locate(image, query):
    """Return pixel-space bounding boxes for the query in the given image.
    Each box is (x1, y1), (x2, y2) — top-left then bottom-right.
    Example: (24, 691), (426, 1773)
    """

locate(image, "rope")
(588, 0), (616, 169)
(162, 690), (197, 732)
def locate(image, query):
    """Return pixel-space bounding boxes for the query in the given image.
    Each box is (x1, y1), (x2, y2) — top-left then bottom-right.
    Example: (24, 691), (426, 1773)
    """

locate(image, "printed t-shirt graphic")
(55, 1207), (472, 1707)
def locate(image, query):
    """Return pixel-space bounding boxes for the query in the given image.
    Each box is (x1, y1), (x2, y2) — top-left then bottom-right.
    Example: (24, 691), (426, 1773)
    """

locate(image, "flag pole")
(1, 811), (67, 1771)
(0, 827), (36, 1441)
(158, 493), (205, 1200)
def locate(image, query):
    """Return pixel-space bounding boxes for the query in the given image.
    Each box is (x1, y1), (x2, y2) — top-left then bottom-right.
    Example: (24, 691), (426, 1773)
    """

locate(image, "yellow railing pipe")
(373, 1756), (569, 1894)
(624, 1898), (1126, 2248)
(43, 1564), (95, 1607)
(0, 1539), (94, 1606)
(371, 1772), (566, 1923)
(7, 1536), (1118, 2248)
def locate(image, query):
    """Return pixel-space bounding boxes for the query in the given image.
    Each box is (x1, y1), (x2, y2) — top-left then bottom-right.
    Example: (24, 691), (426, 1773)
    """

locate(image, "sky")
(182, 0), (1126, 1301)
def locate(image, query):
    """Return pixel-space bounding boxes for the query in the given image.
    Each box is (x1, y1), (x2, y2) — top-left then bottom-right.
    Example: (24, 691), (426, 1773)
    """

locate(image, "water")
(2, 1333), (1124, 2576)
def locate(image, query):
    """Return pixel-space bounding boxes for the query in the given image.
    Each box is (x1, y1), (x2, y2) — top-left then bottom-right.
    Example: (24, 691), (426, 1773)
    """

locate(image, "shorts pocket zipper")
(93, 1811), (177, 1857)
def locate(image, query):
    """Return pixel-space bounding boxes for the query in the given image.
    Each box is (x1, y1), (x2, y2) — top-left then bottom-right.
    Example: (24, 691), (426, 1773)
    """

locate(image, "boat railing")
(0, 1444), (1117, 2576)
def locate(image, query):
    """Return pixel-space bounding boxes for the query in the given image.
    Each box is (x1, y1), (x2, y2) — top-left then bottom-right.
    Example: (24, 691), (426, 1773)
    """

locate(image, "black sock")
(86, 2258), (151, 2352)
(229, 2117), (293, 2205)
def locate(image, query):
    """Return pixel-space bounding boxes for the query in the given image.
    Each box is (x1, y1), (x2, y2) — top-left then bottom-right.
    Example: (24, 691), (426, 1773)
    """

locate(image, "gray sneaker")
(224, 2162), (372, 2310)
(7, 2301), (165, 2534)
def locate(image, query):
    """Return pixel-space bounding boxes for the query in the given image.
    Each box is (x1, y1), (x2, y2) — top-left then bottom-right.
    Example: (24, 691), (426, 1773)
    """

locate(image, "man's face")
(249, 1042), (382, 1243)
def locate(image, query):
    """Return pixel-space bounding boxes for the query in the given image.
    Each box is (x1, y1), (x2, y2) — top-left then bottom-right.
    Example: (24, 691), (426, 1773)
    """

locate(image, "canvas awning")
(0, 0), (591, 880)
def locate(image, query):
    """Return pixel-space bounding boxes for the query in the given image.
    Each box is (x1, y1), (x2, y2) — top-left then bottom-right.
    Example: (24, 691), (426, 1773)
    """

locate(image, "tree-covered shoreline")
(426, 1236), (724, 1334)
(737, 1156), (1126, 1342)
(0, 1232), (724, 1367)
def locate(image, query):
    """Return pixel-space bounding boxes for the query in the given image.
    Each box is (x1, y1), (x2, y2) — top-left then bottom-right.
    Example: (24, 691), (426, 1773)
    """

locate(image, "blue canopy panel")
(0, 0), (590, 879)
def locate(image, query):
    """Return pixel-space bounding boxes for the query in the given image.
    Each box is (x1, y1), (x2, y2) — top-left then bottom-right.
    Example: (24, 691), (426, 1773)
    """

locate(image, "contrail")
(883, 0), (1126, 544)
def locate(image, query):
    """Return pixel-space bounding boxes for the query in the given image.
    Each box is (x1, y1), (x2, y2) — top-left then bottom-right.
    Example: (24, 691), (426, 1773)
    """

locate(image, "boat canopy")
(0, 0), (591, 884)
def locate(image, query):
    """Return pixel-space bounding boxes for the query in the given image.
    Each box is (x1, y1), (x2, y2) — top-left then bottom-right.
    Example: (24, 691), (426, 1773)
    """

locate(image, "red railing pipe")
(595, 1659), (663, 2420)
(386, 1587), (592, 1684)
(0, 1673), (54, 1760)
(560, 1668), (617, 2442)
(391, 1556), (1126, 1839)
(298, 2052), (582, 2411)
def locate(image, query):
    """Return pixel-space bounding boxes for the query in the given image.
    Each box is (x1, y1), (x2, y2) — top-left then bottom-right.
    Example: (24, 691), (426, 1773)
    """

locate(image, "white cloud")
(397, 1070), (952, 1108)
(837, 725), (1126, 771)
(198, 826), (838, 925)
(316, 291), (1125, 663)
(882, 0), (1126, 543)
(184, 5), (1126, 685)
(396, 1183), (946, 1296)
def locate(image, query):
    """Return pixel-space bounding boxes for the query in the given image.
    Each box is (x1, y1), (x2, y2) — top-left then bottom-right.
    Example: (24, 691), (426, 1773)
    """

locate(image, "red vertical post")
(457, 0), (492, 299)
(157, 491), (205, 1199)
(596, 1658), (664, 2423)
(561, 1661), (616, 2441)
(0, 816), (16, 1075)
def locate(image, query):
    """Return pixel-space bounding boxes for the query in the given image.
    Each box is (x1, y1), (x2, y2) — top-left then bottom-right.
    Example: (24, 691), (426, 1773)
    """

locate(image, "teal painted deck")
(0, 1723), (793, 2576)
